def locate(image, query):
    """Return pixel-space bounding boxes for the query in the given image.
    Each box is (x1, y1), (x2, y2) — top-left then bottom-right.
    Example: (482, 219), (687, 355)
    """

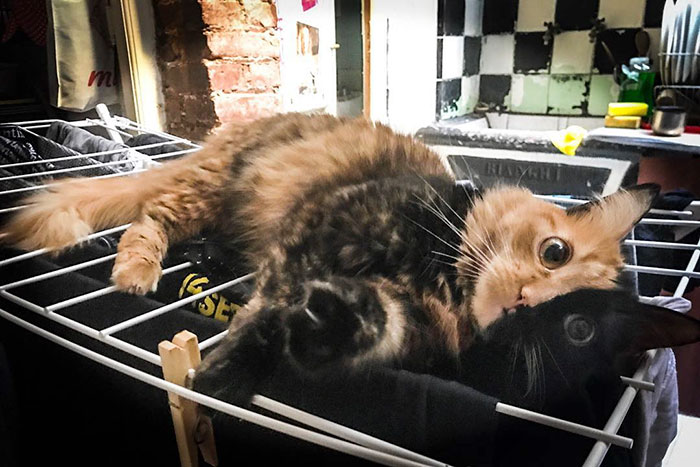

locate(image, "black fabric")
(0, 244), (501, 466)
(0, 342), (19, 467)
(0, 123), (120, 199)
(126, 133), (182, 157)
(153, 237), (255, 324)
(0, 125), (55, 198)
(257, 363), (498, 466)
(45, 121), (136, 171)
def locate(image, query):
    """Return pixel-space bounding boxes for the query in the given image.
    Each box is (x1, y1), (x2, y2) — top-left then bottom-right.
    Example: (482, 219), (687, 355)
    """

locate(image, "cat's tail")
(1, 174), (154, 253)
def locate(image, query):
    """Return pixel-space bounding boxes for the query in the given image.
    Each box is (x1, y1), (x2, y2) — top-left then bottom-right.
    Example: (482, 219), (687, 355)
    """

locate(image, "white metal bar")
(532, 195), (695, 217)
(0, 140), (190, 169)
(0, 290), (161, 365)
(0, 307), (443, 467)
(252, 395), (447, 467)
(495, 403), (633, 449)
(0, 204), (28, 214)
(0, 224), (130, 267)
(582, 350), (657, 467)
(624, 264), (700, 279)
(44, 261), (194, 312)
(637, 218), (700, 226)
(198, 330), (228, 351)
(0, 254), (117, 290)
(0, 289), (45, 313)
(95, 104), (124, 143)
(673, 237), (700, 298)
(99, 273), (256, 336)
(113, 117), (203, 147)
(619, 376), (655, 392)
(0, 148), (197, 182)
(623, 239), (700, 251)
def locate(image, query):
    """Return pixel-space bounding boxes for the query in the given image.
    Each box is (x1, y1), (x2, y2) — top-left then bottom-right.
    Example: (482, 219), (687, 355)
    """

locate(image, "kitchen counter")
(586, 128), (700, 157)
(417, 119), (700, 159)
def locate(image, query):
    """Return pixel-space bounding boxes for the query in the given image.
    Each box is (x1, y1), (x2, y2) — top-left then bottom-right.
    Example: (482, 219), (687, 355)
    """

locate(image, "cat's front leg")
(287, 277), (409, 371)
(111, 216), (167, 294)
(192, 306), (285, 408)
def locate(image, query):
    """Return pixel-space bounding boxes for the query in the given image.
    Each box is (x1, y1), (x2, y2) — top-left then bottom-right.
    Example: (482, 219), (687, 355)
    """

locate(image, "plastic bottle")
(618, 57), (655, 117)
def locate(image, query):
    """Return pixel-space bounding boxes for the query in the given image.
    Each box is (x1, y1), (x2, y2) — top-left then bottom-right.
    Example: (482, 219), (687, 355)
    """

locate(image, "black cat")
(193, 288), (700, 466)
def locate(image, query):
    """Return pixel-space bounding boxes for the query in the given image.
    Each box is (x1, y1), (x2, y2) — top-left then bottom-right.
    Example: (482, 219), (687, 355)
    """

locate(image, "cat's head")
(461, 288), (700, 409)
(458, 184), (659, 328)
(462, 288), (700, 466)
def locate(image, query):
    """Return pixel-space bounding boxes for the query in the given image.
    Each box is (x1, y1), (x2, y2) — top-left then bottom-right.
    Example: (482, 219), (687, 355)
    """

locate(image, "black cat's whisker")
(535, 338), (546, 403)
(524, 342), (543, 399)
(510, 337), (522, 388)
(540, 336), (571, 389)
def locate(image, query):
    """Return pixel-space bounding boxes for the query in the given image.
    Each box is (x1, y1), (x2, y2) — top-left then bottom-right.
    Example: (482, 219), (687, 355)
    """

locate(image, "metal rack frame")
(0, 115), (698, 467)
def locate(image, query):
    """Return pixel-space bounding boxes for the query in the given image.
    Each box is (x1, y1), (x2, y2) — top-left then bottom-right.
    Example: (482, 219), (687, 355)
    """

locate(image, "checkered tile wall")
(436, 0), (664, 120)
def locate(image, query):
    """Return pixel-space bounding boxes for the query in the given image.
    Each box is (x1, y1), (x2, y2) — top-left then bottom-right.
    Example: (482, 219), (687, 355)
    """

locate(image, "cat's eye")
(538, 237), (572, 269)
(564, 314), (595, 346)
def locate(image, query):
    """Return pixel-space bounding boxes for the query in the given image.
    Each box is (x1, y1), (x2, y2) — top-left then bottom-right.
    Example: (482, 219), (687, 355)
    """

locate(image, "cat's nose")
(518, 287), (531, 306)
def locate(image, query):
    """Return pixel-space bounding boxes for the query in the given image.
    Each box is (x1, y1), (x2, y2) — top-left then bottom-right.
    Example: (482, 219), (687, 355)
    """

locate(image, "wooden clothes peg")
(159, 330), (218, 467)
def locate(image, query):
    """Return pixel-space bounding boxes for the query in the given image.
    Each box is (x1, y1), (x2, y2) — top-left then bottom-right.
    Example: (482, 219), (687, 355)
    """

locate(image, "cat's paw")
(287, 279), (384, 371)
(111, 254), (162, 295)
(193, 309), (284, 409)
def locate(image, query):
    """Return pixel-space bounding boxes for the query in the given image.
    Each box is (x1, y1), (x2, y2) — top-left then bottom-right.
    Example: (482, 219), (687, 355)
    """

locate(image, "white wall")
(369, 0), (438, 135)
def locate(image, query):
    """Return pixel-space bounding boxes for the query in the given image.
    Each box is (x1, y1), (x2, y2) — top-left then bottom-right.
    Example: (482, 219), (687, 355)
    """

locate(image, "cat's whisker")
(457, 236), (492, 269)
(540, 337), (571, 389)
(418, 176), (466, 225)
(535, 339), (545, 402)
(460, 228), (497, 266)
(431, 250), (486, 275)
(510, 337), (521, 387)
(403, 216), (463, 256)
(414, 184), (496, 271)
(411, 194), (464, 240)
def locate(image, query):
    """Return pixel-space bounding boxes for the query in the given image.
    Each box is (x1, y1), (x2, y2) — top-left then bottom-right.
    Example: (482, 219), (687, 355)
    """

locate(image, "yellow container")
(604, 115), (641, 129)
(607, 102), (649, 117)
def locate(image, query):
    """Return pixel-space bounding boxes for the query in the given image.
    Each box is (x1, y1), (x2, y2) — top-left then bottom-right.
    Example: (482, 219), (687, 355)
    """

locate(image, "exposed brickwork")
(151, 0), (281, 139)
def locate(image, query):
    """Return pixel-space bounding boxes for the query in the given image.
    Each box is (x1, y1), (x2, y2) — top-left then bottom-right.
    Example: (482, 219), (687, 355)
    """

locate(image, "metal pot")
(651, 106), (687, 136)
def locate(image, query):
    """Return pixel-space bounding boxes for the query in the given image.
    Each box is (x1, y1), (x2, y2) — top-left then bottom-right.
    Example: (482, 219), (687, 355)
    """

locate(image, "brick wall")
(151, 0), (282, 140)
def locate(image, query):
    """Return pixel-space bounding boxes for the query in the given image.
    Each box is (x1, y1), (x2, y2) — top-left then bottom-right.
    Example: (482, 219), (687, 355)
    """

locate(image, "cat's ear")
(566, 184), (660, 239)
(626, 302), (700, 352)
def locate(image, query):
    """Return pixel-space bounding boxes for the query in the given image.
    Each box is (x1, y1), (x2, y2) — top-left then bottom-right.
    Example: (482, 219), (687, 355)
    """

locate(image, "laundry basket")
(0, 113), (698, 467)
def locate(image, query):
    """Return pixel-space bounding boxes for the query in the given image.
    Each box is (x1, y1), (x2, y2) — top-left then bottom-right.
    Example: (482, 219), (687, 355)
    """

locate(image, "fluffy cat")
(1, 113), (658, 390)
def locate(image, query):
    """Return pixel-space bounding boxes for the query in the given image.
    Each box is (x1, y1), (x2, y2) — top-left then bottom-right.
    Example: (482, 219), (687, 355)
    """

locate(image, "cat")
(460, 288), (700, 466)
(235, 288), (700, 466)
(1, 113), (658, 395)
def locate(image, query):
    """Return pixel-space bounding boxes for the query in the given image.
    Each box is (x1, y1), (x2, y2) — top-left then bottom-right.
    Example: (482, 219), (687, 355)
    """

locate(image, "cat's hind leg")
(192, 277), (411, 407)
(286, 277), (409, 371)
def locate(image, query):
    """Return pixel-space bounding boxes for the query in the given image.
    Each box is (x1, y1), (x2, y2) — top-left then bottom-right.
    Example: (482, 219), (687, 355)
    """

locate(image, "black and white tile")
(435, 0), (665, 120)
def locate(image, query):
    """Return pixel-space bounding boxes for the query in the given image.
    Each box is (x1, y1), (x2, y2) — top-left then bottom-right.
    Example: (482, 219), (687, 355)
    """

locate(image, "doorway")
(334, 0), (365, 118)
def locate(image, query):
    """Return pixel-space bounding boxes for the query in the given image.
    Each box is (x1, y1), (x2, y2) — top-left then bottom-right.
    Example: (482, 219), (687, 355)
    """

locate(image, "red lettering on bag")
(87, 71), (114, 87)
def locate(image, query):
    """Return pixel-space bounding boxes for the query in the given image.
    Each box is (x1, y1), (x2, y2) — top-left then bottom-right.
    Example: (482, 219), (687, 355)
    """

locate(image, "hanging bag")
(46, 0), (118, 111)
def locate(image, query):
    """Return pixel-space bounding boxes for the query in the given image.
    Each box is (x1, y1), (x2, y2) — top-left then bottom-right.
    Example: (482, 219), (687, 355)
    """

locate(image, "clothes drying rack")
(0, 110), (698, 467)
